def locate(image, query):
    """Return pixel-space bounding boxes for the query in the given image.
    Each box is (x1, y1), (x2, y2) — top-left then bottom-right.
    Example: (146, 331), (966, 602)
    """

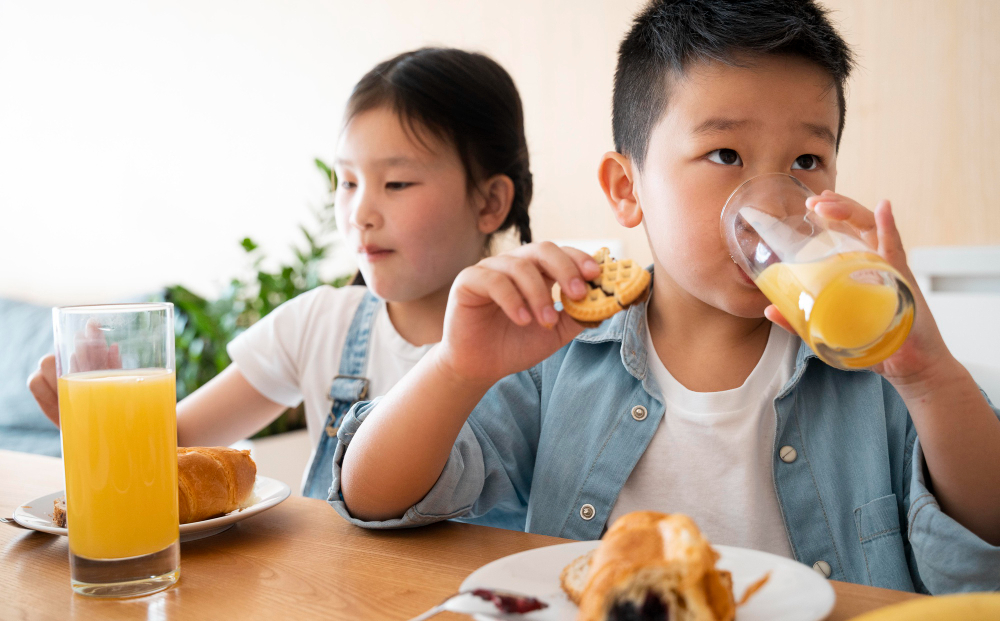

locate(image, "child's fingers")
(873, 200), (917, 283)
(559, 246), (602, 281)
(458, 265), (533, 326)
(874, 200), (904, 259)
(524, 242), (594, 300)
(107, 343), (122, 369)
(808, 191), (877, 233)
(75, 319), (107, 372)
(27, 355), (60, 425)
(763, 305), (796, 335)
(482, 254), (559, 327)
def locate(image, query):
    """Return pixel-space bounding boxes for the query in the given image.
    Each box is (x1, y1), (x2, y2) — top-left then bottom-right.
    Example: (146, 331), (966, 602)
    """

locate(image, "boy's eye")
(707, 149), (742, 166)
(386, 182), (413, 191)
(339, 180), (357, 190)
(792, 154), (820, 171)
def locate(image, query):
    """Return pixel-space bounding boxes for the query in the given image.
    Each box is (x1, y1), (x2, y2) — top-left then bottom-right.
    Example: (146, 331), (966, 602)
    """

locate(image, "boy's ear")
(476, 174), (515, 235)
(598, 152), (643, 228)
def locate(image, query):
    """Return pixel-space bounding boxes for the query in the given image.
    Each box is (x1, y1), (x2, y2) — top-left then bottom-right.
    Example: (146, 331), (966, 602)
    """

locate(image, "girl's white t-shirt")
(608, 321), (798, 558)
(226, 286), (434, 450)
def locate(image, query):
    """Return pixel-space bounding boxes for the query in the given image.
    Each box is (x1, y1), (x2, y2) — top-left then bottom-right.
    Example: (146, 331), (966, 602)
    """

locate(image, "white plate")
(460, 540), (835, 621)
(12, 476), (291, 543)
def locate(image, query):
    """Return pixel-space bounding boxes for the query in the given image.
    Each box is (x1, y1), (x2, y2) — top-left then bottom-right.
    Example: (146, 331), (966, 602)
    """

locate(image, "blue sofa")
(0, 297), (61, 456)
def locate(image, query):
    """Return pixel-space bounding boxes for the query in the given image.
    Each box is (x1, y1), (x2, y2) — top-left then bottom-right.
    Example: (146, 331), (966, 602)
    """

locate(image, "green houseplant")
(164, 159), (351, 437)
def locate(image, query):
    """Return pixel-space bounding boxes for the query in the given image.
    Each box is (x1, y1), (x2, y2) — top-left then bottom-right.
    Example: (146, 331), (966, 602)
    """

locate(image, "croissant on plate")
(177, 446), (257, 523)
(561, 511), (736, 621)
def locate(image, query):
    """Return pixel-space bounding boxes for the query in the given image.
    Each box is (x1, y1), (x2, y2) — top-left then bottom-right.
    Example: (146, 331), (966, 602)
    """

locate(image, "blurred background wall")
(2, 0), (998, 306)
(0, 0), (643, 305)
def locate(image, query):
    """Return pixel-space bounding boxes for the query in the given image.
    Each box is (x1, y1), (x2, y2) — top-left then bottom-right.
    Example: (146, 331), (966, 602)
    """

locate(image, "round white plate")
(460, 540), (835, 621)
(12, 475), (291, 543)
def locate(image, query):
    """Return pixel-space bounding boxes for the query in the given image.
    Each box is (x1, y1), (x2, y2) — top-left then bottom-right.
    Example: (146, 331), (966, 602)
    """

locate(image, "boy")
(333, 0), (1000, 594)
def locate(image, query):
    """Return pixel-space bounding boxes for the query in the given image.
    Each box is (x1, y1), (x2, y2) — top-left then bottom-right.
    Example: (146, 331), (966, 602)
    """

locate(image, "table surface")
(0, 449), (924, 620)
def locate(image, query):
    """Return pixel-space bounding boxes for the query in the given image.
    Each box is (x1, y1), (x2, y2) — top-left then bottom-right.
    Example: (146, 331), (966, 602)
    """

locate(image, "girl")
(27, 47), (534, 499)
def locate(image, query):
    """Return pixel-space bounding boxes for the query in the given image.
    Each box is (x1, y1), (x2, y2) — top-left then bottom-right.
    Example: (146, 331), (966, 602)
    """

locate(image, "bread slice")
(560, 549), (594, 605)
(52, 497), (67, 528)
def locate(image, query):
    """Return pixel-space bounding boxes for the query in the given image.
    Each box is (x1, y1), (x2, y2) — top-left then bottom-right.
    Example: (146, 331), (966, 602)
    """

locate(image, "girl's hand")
(27, 354), (60, 426)
(436, 242), (601, 385)
(764, 191), (952, 385)
(27, 320), (122, 427)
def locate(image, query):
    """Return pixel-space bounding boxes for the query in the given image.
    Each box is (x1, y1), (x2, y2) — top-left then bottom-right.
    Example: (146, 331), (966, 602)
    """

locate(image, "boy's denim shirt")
(328, 277), (1000, 595)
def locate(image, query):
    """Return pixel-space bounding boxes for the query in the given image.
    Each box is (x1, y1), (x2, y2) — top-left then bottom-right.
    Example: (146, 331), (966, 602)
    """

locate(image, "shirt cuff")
(907, 436), (1000, 594)
(326, 397), (486, 528)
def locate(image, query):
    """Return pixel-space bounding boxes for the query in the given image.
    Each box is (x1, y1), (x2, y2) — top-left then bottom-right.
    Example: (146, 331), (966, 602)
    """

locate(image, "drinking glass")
(53, 303), (179, 597)
(721, 173), (915, 369)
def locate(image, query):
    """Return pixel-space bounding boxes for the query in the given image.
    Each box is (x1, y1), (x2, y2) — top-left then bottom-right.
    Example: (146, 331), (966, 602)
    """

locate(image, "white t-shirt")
(608, 320), (798, 558)
(227, 286), (434, 450)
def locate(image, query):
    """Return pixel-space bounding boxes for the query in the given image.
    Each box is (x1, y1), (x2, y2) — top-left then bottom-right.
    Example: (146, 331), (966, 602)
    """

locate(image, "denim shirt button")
(631, 405), (648, 421)
(779, 445), (797, 463)
(812, 560), (832, 578)
(580, 504), (596, 520)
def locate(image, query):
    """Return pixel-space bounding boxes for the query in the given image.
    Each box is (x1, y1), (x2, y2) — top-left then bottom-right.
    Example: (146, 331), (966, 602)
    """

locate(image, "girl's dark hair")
(346, 47), (533, 249)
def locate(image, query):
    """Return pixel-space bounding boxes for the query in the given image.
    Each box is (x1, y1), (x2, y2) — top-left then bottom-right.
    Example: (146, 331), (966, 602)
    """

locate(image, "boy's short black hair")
(614, 0), (855, 168)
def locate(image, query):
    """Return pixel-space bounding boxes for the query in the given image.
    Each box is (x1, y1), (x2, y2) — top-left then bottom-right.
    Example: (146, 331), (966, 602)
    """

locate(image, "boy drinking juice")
(334, 0), (1000, 594)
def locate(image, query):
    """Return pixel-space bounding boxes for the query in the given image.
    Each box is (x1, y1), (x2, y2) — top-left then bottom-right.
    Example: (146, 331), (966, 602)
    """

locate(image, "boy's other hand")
(438, 242), (602, 386)
(764, 191), (952, 386)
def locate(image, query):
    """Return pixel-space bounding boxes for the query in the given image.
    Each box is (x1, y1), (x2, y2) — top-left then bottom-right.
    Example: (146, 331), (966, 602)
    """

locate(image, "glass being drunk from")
(721, 173), (915, 369)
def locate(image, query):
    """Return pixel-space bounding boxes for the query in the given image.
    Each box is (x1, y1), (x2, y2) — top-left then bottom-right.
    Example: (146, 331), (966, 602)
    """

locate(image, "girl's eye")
(707, 149), (742, 166)
(386, 182), (413, 191)
(339, 180), (356, 190)
(792, 154), (821, 170)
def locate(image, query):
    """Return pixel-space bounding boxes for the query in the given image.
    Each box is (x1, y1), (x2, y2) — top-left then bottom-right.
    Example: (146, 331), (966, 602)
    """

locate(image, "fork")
(407, 589), (548, 621)
(1, 516), (28, 528)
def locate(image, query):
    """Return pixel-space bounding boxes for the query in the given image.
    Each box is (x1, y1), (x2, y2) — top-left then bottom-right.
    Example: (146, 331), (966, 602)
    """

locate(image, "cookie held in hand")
(561, 248), (651, 327)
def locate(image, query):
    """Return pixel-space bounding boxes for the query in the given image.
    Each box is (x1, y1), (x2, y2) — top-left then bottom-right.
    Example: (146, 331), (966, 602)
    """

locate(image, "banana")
(850, 593), (1000, 621)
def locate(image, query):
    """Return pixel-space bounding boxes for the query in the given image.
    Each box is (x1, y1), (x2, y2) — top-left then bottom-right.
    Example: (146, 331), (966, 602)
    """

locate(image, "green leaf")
(314, 158), (332, 181)
(241, 237), (258, 252)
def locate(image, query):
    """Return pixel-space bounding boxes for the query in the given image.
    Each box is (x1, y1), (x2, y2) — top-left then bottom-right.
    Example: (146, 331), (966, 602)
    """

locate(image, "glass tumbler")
(721, 173), (915, 369)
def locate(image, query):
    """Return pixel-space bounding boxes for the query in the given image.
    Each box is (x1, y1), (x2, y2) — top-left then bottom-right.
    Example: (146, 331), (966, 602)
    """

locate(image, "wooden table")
(1, 449), (923, 620)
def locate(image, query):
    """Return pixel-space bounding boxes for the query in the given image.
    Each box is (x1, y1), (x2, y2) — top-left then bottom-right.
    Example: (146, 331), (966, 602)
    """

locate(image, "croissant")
(567, 511), (736, 621)
(177, 447), (257, 524)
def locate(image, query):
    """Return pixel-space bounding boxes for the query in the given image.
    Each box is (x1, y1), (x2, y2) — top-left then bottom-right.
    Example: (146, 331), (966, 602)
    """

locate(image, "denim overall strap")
(303, 290), (380, 499)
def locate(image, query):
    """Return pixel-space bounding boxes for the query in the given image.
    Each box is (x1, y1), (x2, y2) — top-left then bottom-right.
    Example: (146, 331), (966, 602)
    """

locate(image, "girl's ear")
(476, 173), (515, 235)
(598, 152), (643, 228)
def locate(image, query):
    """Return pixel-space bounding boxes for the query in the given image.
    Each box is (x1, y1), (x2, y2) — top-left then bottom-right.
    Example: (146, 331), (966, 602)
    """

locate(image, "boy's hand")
(764, 191), (952, 386)
(437, 242), (601, 386)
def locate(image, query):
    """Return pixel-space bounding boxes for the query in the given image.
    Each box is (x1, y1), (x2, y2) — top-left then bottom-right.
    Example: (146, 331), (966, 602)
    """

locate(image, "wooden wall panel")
(823, 0), (1000, 248)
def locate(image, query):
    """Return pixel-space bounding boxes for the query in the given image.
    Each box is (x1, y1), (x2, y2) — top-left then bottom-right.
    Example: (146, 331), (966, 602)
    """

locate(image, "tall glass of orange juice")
(53, 303), (179, 597)
(721, 174), (915, 369)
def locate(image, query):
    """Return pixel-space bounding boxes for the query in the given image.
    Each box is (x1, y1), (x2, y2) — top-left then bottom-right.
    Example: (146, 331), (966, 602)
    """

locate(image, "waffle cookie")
(561, 248), (651, 327)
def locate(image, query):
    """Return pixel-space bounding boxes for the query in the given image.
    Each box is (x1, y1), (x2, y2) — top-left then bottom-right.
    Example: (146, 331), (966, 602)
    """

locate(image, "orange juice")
(755, 251), (914, 368)
(58, 369), (178, 560)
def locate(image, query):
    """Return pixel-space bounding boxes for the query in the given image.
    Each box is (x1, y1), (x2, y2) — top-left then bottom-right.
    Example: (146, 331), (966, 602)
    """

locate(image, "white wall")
(0, 0), (646, 306)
